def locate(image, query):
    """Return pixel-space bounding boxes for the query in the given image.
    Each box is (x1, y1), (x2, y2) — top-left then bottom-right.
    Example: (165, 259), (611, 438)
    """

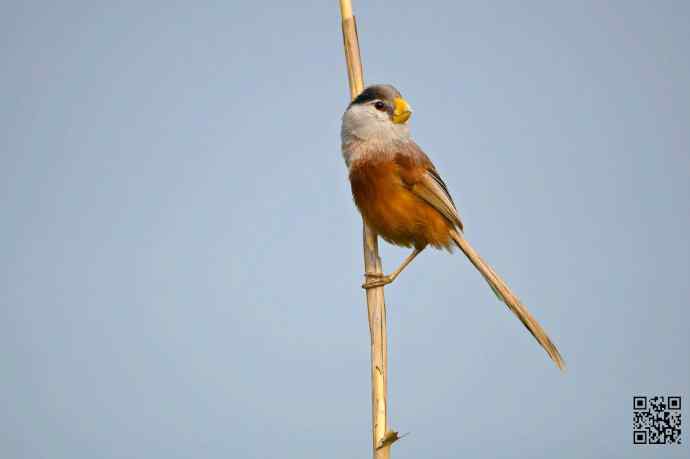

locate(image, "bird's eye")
(374, 101), (386, 111)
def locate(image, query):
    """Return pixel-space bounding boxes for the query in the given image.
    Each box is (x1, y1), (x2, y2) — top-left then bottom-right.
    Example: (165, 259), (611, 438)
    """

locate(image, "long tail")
(450, 229), (566, 371)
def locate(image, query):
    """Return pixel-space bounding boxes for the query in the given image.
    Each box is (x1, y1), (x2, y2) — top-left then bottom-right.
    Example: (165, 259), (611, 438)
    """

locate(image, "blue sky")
(2, 2), (688, 458)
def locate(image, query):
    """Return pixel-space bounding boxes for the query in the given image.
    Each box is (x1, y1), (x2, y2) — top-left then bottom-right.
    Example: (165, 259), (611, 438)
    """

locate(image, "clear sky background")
(2, 1), (688, 458)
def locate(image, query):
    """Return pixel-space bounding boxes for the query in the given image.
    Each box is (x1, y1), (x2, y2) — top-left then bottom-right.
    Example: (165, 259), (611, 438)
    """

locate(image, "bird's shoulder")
(392, 142), (438, 184)
(394, 142), (463, 229)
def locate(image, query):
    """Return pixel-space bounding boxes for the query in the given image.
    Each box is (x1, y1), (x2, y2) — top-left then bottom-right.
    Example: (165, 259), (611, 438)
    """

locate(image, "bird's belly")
(349, 159), (454, 250)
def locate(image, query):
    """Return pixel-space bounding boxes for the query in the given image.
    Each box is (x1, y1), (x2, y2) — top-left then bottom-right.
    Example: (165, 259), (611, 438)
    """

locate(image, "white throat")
(341, 104), (411, 167)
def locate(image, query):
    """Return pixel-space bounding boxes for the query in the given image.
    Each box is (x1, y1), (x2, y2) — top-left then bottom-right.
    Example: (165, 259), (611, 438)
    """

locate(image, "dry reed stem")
(339, 1), (390, 458)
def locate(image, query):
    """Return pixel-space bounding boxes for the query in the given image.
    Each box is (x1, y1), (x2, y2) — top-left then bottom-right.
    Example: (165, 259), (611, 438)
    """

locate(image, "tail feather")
(450, 230), (566, 371)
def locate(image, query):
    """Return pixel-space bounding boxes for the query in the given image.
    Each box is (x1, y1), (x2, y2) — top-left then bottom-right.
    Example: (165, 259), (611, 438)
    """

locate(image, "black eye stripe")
(349, 85), (401, 107)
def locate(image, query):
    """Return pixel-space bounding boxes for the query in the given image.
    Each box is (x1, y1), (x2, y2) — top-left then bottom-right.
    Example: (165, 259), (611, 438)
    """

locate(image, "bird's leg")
(362, 246), (425, 289)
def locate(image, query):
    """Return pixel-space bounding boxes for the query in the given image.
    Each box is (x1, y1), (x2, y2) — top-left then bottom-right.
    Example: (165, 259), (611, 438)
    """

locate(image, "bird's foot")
(362, 272), (393, 289)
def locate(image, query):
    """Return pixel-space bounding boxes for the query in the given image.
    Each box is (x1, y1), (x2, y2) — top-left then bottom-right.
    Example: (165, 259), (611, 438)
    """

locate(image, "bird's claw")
(362, 272), (392, 289)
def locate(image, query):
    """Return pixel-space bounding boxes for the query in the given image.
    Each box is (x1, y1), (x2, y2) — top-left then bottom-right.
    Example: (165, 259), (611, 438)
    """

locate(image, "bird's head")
(341, 84), (413, 145)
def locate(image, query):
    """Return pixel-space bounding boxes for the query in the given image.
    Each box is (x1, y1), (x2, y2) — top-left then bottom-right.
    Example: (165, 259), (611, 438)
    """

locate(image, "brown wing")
(395, 143), (464, 231)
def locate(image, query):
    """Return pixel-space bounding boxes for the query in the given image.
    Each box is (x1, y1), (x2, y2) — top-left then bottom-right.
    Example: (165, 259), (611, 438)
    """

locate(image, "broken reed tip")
(339, 0), (353, 20)
(376, 430), (410, 450)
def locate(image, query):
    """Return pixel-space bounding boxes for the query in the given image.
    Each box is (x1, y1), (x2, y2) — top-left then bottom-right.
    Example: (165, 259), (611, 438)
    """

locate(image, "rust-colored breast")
(349, 155), (455, 250)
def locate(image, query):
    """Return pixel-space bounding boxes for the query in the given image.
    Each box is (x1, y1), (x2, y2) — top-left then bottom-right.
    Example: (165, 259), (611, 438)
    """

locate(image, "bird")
(341, 84), (565, 370)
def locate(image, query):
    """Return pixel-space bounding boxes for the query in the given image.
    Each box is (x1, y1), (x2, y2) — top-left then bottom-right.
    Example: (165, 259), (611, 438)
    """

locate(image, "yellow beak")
(392, 97), (412, 124)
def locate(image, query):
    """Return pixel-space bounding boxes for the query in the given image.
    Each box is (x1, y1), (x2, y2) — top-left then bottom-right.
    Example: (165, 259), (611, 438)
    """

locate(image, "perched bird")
(341, 84), (565, 370)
